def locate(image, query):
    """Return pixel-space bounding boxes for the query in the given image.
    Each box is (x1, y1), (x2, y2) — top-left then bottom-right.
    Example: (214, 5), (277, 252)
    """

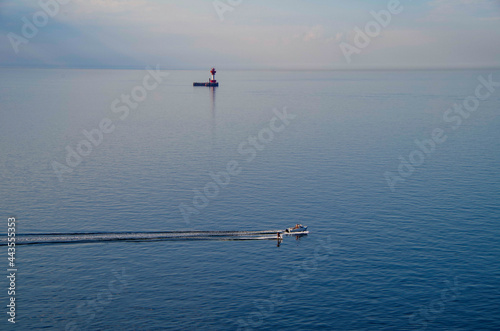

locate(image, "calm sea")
(1, 68), (499, 330)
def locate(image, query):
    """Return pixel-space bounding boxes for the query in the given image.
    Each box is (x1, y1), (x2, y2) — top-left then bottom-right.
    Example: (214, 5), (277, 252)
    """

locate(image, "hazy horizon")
(2, 63), (500, 71)
(1, 0), (500, 70)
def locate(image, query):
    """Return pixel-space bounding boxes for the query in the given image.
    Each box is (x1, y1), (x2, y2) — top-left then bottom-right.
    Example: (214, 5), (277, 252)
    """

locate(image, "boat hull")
(285, 225), (308, 234)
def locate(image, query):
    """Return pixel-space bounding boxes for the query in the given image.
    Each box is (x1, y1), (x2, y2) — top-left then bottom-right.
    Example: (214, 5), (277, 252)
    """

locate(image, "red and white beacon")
(193, 67), (219, 87)
(210, 68), (217, 84)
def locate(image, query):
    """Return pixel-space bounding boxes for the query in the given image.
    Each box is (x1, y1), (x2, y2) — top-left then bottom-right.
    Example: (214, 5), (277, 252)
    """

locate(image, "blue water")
(1, 68), (499, 330)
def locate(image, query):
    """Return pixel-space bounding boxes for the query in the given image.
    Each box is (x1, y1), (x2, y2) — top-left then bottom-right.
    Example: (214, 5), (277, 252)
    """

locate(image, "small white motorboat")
(284, 224), (308, 234)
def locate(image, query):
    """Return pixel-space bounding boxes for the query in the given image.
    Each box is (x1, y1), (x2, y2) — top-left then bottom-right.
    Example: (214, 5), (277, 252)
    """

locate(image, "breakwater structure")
(193, 67), (219, 87)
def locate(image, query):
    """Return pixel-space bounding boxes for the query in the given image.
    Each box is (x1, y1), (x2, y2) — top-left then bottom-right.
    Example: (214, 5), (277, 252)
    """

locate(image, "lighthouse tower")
(210, 68), (217, 84)
(193, 68), (219, 86)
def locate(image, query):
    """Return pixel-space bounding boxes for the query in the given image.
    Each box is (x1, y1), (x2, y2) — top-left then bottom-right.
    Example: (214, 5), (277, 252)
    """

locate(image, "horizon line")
(1, 64), (500, 71)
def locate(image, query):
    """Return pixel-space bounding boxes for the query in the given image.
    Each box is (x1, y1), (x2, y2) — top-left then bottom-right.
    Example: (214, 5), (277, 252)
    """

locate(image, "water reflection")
(210, 86), (216, 148)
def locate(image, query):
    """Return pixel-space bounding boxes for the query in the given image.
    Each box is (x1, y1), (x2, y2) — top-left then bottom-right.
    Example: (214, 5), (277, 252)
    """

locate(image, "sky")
(0, 0), (499, 69)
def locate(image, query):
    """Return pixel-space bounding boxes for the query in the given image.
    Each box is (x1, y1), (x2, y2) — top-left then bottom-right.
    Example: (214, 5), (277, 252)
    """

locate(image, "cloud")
(5, 0), (343, 68)
(1, 0), (499, 69)
(425, 0), (500, 21)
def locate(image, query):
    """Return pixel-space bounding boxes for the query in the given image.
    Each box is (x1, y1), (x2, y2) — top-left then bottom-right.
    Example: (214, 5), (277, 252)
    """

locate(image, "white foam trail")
(0, 230), (287, 246)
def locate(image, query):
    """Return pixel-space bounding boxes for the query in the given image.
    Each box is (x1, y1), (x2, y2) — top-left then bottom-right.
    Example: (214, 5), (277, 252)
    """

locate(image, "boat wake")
(0, 230), (290, 246)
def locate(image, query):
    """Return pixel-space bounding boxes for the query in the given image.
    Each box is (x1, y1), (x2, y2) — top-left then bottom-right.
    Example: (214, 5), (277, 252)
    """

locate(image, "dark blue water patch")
(1, 69), (499, 330)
